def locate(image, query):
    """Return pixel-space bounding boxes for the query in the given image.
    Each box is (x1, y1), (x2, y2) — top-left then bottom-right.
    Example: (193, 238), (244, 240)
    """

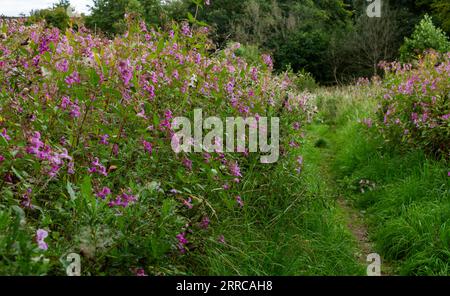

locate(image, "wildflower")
(118, 59), (133, 86)
(218, 235), (225, 244)
(228, 161), (242, 177)
(0, 155), (5, 163)
(108, 190), (137, 208)
(176, 232), (188, 253)
(65, 71), (80, 86)
(262, 54), (273, 69)
(88, 157), (108, 176)
(21, 188), (33, 209)
(1, 128), (11, 141)
(56, 59), (69, 72)
(135, 268), (147, 276)
(112, 144), (119, 156)
(182, 158), (193, 171)
(36, 229), (48, 250)
(181, 22), (191, 37)
(26, 132), (44, 155)
(69, 102), (81, 118)
(200, 216), (210, 229)
(60, 96), (71, 109)
(236, 196), (244, 208)
(67, 161), (75, 174)
(99, 134), (109, 145)
(97, 187), (112, 199)
(183, 197), (193, 209)
(293, 122), (301, 130)
(143, 140), (153, 155)
(205, 0), (210, 5)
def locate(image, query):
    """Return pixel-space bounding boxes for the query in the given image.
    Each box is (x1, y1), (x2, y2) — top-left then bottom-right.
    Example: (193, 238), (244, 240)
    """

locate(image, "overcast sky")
(0, 0), (93, 16)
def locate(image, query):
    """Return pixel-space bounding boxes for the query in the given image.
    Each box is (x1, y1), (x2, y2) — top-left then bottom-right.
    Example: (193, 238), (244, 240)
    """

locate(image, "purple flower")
(293, 122), (301, 130)
(69, 103), (81, 118)
(88, 157), (108, 176)
(21, 188), (33, 209)
(143, 140), (153, 155)
(183, 198), (193, 209)
(135, 268), (147, 276)
(1, 128), (11, 141)
(176, 232), (189, 253)
(262, 54), (273, 68)
(236, 196), (244, 208)
(107, 189), (137, 208)
(229, 161), (242, 177)
(36, 229), (48, 250)
(0, 155), (5, 163)
(99, 134), (110, 145)
(56, 59), (69, 72)
(218, 235), (225, 244)
(67, 161), (75, 174)
(65, 71), (80, 86)
(118, 59), (133, 86)
(200, 216), (210, 229)
(112, 144), (119, 156)
(182, 158), (193, 171)
(97, 187), (112, 199)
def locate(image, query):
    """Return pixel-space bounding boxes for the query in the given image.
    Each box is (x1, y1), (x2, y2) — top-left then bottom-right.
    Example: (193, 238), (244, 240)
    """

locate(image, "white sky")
(0, 0), (93, 16)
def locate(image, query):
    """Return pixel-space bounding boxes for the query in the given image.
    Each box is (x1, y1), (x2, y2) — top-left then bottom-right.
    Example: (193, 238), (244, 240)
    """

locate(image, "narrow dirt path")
(310, 123), (394, 275)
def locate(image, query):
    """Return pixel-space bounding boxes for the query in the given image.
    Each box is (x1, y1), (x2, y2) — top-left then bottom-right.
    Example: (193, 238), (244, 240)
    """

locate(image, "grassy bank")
(316, 86), (450, 275)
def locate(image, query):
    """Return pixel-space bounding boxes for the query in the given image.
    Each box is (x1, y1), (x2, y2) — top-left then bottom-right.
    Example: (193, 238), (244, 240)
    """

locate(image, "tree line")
(22, 0), (450, 84)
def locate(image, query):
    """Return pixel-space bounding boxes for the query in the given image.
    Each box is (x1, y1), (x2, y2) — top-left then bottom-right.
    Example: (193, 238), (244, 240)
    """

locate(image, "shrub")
(376, 52), (450, 158)
(399, 15), (450, 62)
(0, 17), (312, 275)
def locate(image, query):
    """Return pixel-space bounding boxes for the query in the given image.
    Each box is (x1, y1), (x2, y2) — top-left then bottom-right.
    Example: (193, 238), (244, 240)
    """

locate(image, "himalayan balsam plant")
(0, 16), (314, 275)
(375, 51), (450, 158)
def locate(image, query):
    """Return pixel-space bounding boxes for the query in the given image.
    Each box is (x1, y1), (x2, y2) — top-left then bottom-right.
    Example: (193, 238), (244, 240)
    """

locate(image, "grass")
(192, 123), (365, 275)
(317, 85), (450, 275)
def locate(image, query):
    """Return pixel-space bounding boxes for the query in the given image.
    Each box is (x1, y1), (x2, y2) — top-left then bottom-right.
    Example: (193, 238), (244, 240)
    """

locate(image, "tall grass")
(319, 85), (450, 275)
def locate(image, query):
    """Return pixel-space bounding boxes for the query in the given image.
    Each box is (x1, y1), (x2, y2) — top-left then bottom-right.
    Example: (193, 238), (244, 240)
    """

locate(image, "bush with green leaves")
(400, 15), (450, 62)
(0, 15), (313, 275)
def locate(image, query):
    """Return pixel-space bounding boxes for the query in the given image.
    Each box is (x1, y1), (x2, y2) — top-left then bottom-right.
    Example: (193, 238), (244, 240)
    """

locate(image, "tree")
(400, 14), (450, 61)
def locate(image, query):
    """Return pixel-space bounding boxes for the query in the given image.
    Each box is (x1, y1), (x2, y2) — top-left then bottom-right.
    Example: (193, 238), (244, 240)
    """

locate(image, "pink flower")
(143, 140), (153, 155)
(228, 161), (242, 177)
(218, 235), (225, 244)
(0, 155), (5, 163)
(205, 0), (210, 6)
(1, 128), (11, 141)
(107, 189), (136, 208)
(21, 188), (33, 209)
(97, 187), (112, 199)
(56, 59), (69, 72)
(182, 158), (193, 171)
(176, 232), (189, 253)
(88, 157), (107, 176)
(118, 59), (133, 86)
(65, 71), (80, 86)
(183, 197), (193, 209)
(135, 268), (147, 276)
(200, 216), (210, 229)
(36, 229), (48, 250)
(236, 196), (244, 208)
(99, 134), (109, 145)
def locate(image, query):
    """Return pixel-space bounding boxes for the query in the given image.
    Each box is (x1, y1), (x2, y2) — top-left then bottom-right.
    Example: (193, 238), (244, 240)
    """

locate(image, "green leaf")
(67, 181), (77, 201)
(80, 175), (93, 200)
